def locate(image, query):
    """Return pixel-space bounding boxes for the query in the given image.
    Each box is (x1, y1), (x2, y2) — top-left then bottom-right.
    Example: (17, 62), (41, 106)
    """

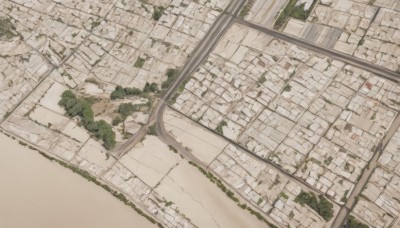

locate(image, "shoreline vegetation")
(0, 130), (164, 228)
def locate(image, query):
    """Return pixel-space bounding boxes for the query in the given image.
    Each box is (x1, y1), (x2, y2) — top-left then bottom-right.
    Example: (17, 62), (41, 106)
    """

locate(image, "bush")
(344, 215), (369, 228)
(118, 103), (138, 119)
(110, 86), (126, 100)
(112, 117), (122, 126)
(110, 85), (156, 100)
(124, 87), (142, 96)
(215, 120), (227, 135)
(134, 57), (146, 68)
(148, 124), (156, 135)
(239, 0), (255, 18)
(0, 18), (18, 39)
(162, 68), (178, 89)
(152, 6), (165, 21)
(143, 82), (158, 93)
(274, 0), (316, 30)
(294, 191), (334, 221)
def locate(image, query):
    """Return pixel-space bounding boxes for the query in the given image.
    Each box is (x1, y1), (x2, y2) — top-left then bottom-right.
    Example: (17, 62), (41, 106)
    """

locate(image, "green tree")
(81, 99), (94, 120)
(143, 82), (158, 93)
(295, 191), (334, 221)
(110, 85), (125, 100)
(161, 68), (177, 89)
(124, 87), (142, 96)
(148, 124), (156, 135)
(118, 103), (136, 118)
(112, 117), (122, 126)
(59, 90), (116, 150)
(110, 86), (144, 100)
(344, 215), (369, 228)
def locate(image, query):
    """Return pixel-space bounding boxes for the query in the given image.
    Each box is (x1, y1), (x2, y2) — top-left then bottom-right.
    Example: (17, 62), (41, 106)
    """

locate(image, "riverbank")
(0, 133), (156, 228)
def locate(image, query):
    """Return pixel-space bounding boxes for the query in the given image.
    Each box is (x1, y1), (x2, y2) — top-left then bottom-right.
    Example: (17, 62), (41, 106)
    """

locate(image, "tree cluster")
(344, 215), (369, 228)
(118, 103), (139, 119)
(143, 82), (158, 93)
(110, 85), (142, 100)
(110, 84), (158, 100)
(294, 191), (334, 221)
(59, 90), (116, 149)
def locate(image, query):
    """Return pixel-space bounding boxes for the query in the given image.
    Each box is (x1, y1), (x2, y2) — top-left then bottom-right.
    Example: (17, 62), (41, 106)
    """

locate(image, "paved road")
(156, 0), (247, 161)
(237, 19), (400, 83)
(237, 18), (400, 227)
(331, 113), (400, 228)
(111, 3), (400, 227)
(155, 15), (400, 227)
(110, 0), (247, 159)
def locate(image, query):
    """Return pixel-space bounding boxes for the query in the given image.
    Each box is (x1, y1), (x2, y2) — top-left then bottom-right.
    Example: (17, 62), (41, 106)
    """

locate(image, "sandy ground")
(39, 82), (67, 114)
(164, 108), (228, 165)
(83, 83), (104, 95)
(29, 106), (68, 127)
(29, 106), (90, 143)
(62, 121), (90, 143)
(246, 0), (289, 28)
(0, 133), (156, 228)
(283, 18), (306, 37)
(76, 138), (115, 176)
(119, 136), (181, 188)
(155, 162), (267, 228)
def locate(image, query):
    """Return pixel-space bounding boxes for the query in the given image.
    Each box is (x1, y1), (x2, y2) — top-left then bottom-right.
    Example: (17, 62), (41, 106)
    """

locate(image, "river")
(0, 133), (156, 228)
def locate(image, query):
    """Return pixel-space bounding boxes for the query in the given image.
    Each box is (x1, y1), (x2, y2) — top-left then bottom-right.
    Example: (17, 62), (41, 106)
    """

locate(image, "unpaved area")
(119, 135), (181, 188)
(155, 161), (267, 228)
(164, 108), (228, 165)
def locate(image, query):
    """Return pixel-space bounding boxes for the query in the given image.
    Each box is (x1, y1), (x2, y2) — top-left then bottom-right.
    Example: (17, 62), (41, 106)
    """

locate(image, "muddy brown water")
(0, 133), (156, 228)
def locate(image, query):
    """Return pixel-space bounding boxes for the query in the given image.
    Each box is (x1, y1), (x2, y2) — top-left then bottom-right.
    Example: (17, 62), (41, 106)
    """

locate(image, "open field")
(164, 107), (228, 165)
(155, 161), (267, 228)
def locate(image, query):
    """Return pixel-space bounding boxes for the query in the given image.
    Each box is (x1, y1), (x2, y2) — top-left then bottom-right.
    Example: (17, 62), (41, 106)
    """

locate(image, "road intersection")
(111, 1), (400, 227)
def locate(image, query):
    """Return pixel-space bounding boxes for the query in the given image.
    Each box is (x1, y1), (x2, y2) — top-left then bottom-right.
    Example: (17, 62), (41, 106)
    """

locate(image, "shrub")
(110, 85), (126, 100)
(239, 0), (255, 18)
(295, 191), (334, 221)
(344, 215), (369, 228)
(0, 18), (18, 39)
(148, 124), (156, 135)
(152, 6), (165, 21)
(118, 103), (138, 119)
(215, 120), (227, 135)
(161, 68), (178, 89)
(274, 0), (316, 30)
(110, 85), (156, 100)
(143, 82), (158, 93)
(134, 57), (146, 68)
